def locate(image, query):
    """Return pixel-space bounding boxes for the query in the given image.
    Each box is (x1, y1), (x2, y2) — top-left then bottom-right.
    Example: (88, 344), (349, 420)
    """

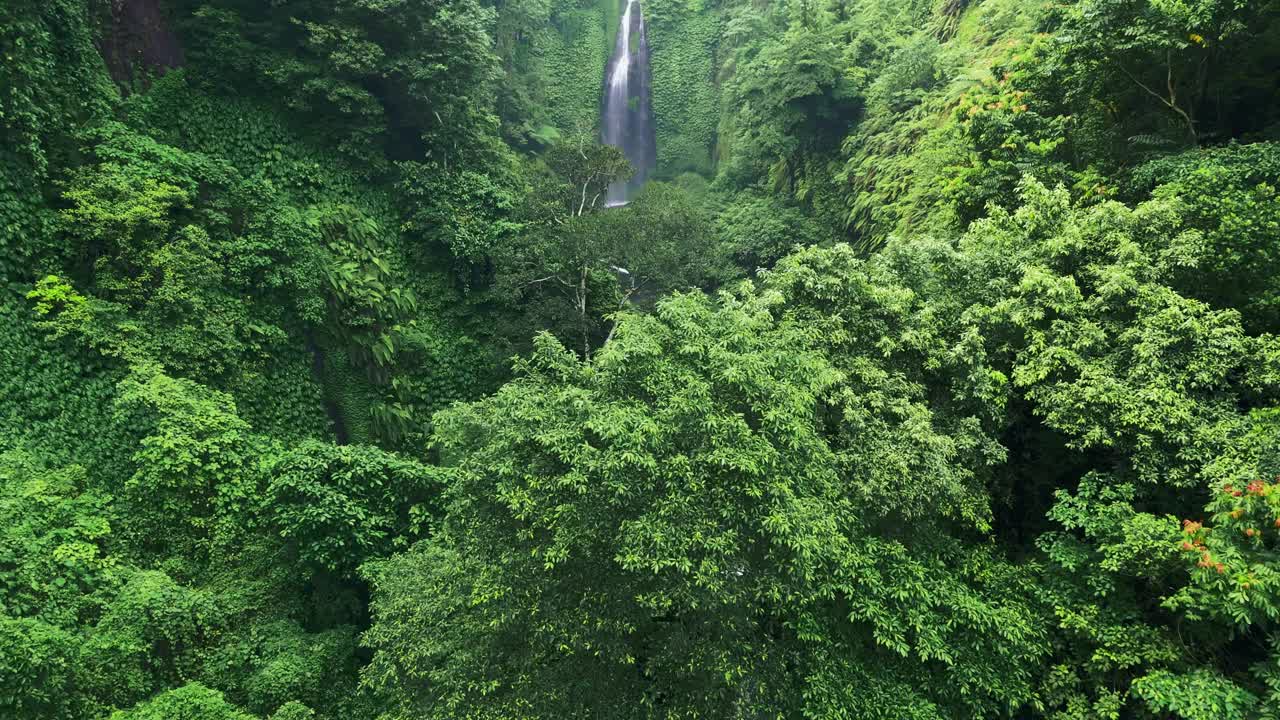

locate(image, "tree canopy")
(3, 0), (1280, 718)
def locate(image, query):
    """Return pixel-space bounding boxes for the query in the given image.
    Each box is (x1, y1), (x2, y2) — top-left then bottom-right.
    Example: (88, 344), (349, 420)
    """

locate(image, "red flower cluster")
(1195, 552), (1226, 573)
(1178, 477), (1280, 575)
(1181, 522), (1210, 555)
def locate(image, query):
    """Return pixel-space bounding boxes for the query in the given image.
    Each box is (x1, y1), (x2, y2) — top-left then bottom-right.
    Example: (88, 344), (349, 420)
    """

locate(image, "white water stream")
(601, 0), (656, 206)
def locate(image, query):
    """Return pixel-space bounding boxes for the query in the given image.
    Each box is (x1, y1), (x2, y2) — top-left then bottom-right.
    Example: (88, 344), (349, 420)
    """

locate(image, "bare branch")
(603, 316), (621, 347)
(1116, 60), (1197, 142)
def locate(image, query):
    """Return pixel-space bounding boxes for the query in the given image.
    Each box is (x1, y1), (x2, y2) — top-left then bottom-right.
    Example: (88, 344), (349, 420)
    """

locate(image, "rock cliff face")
(98, 0), (183, 90)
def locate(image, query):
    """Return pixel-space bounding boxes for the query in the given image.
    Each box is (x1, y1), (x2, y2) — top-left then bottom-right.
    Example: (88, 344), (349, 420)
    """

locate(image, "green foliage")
(364, 289), (1045, 717)
(701, 0), (1280, 253)
(264, 441), (439, 576)
(0, 0), (115, 278)
(535, 136), (636, 217)
(833, 0), (1053, 246)
(1150, 465), (1280, 716)
(28, 119), (299, 381)
(716, 190), (833, 273)
(1057, 0), (1280, 144)
(6, 0), (1280, 717)
(179, 0), (505, 166)
(1132, 141), (1280, 333)
(319, 350), (376, 446)
(537, 0), (614, 136)
(24, 67), (495, 449)
(933, 43), (1077, 227)
(308, 203), (418, 373)
(109, 682), (256, 720)
(224, 619), (360, 717)
(646, 0), (722, 175)
(271, 701), (317, 720)
(189, 545), (368, 718)
(1, 2), (492, 718)
(0, 452), (120, 627)
(491, 0), (554, 145)
(114, 364), (259, 566)
(0, 451), (122, 716)
(84, 571), (223, 709)
(964, 181), (1270, 488)
(0, 294), (133, 480)
(722, 24), (857, 194)
(0, 0), (113, 177)
(396, 161), (523, 267)
(0, 616), (83, 719)
(1133, 669), (1263, 720)
(491, 141), (720, 354)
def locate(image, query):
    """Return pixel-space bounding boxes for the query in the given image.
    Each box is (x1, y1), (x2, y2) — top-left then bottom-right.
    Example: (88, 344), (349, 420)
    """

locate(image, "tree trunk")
(579, 264), (589, 357)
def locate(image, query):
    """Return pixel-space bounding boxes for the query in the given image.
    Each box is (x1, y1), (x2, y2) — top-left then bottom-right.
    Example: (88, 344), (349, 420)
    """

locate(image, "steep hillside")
(4, 1), (1280, 718)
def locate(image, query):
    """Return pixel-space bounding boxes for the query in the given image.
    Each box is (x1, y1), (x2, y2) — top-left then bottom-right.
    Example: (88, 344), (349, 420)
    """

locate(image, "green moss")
(604, 0), (623, 52)
(539, 0), (616, 136)
(321, 350), (375, 445)
(645, 0), (721, 177)
(233, 348), (332, 444)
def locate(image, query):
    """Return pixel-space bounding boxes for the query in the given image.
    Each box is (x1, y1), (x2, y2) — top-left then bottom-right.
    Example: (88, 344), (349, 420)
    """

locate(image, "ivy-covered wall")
(538, 0), (621, 136)
(0, 0), (115, 280)
(644, 0), (721, 177)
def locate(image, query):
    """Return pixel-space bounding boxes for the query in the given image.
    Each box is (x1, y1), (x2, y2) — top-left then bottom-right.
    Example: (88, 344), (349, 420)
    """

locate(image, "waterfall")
(601, 0), (657, 207)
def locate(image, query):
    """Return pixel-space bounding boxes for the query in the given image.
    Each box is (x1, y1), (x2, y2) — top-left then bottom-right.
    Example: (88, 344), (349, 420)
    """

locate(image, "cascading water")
(601, 0), (657, 207)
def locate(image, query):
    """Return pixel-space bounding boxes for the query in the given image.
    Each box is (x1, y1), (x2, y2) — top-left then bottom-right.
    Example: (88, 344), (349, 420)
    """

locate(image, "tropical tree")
(364, 288), (1047, 718)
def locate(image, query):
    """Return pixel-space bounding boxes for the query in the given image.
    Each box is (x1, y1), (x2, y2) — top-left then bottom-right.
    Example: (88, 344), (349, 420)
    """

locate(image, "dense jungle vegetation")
(4, 0), (1280, 717)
